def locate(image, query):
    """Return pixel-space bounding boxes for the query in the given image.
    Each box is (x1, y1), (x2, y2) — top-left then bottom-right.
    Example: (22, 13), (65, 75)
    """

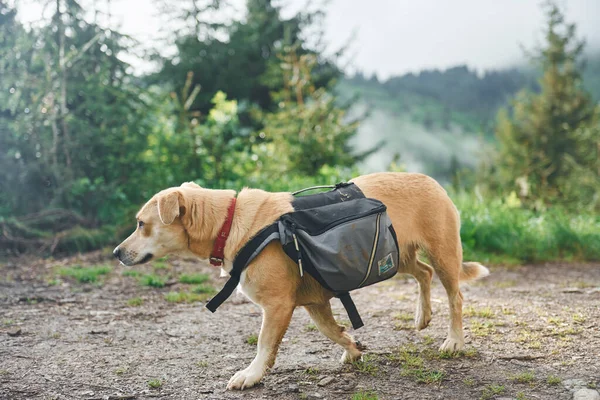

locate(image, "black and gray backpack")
(206, 183), (400, 329)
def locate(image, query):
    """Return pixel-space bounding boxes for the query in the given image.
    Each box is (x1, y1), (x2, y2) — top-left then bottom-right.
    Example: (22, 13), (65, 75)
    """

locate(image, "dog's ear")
(157, 191), (181, 225)
(180, 181), (202, 189)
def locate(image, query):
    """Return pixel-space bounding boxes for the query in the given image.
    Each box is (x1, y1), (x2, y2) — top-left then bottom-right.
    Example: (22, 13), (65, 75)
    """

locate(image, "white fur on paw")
(415, 307), (432, 330)
(227, 366), (264, 390)
(439, 336), (464, 352)
(340, 348), (362, 364)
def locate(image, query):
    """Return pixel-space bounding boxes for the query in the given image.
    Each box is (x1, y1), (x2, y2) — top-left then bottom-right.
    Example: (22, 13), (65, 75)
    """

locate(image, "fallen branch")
(498, 354), (546, 361)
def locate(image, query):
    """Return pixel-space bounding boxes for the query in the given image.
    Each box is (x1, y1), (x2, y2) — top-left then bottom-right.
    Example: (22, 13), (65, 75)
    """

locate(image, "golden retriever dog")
(113, 172), (488, 390)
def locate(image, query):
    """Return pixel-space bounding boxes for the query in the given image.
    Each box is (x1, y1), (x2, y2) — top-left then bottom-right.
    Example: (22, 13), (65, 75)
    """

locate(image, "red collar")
(209, 197), (237, 267)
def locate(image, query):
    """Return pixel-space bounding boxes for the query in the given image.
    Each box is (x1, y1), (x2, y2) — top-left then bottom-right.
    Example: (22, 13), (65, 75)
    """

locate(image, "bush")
(455, 192), (600, 263)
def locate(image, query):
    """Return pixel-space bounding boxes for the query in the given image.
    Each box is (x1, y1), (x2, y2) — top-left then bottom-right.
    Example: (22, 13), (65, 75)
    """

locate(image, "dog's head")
(113, 182), (203, 266)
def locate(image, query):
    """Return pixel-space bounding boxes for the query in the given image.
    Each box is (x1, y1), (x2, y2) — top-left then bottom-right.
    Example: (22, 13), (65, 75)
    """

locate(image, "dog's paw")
(340, 347), (362, 364)
(227, 366), (264, 390)
(415, 308), (432, 330)
(439, 336), (464, 352)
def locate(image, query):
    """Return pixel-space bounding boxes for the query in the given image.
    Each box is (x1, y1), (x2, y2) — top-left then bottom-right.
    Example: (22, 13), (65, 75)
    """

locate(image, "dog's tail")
(459, 262), (490, 281)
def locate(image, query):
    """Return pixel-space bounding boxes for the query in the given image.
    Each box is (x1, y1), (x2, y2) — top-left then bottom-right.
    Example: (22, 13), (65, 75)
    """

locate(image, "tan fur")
(114, 172), (489, 390)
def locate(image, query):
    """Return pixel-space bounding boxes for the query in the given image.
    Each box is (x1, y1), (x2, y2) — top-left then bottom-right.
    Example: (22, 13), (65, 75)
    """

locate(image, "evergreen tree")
(494, 1), (599, 209)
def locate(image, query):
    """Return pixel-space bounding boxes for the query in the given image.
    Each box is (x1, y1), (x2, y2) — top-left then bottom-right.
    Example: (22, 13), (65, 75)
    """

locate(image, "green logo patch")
(378, 253), (394, 275)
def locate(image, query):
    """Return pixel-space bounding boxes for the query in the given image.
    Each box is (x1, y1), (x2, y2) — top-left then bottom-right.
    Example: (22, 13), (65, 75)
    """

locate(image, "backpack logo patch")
(378, 253), (394, 275)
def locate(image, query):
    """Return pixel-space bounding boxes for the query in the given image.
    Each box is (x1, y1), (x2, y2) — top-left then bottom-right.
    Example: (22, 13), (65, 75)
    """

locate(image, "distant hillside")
(341, 53), (600, 183)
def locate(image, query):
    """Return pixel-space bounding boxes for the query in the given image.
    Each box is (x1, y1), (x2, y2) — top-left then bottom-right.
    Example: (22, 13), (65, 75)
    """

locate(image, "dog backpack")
(206, 183), (401, 329)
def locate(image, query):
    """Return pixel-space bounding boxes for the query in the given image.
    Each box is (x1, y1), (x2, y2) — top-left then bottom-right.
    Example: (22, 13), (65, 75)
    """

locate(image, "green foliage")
(493, 2), (600, 210)
(191, 284), (216, 295)
(139, 274), (166, 288)
(58, 265), (111, 283)
(179, 273), (209, 285)
(351, 391), (379, 400)
(127, 297), (144, 307)
(246, 334), (258, 345)
(256, 45), (372, 177)
(147, 379), (162, 389)
(456, 192), (600, 263)
(164, 291), (211, 303)
(481, 384), (505, 400)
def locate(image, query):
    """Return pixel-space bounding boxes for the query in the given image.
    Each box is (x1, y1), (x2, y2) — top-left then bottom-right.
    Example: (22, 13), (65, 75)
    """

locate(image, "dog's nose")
(113, 247), (121, 260)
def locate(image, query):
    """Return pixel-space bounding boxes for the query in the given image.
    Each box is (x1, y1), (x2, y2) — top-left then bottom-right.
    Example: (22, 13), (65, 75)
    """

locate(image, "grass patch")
(464, 306), (495, 319)
(572, 313), (586, 324)
(394, 312), (414, 321)
(463, 377), (476, 386)
(389, 345), (445, 384)
(164, 291), (210, 303)
(470, 321), (496, 337)
(305, 323), (318, 332)
(122, 270), (142, 277)
(191, 284), (216, 296)
(455, 193), (600, 263)
(127, 297), (144, 307)
(139, 274), (166, 288)
(58, 265), (111, 283)
(547, 375), (561, 385)
(152, 258), (169, 270)
(148, 379), (162, 389)
(352, 354), (379, 376)
(480, 384), (505, 400)
(196, 361), (208, 368)
(351, 390), (378, 400)
(511, 370), (535, 384)
(304, 367), (319, 376)
(179, 273), (209, 284)
(114, 367), (128, 375)
(246, 334), (258, 345)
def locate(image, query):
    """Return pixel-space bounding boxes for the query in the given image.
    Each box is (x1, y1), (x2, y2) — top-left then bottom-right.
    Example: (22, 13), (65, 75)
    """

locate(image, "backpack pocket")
(280, 198), (399, 293)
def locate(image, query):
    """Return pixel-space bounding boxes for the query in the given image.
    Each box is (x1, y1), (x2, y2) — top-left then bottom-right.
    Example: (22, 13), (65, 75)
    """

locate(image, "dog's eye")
(138, 221), (144, 229)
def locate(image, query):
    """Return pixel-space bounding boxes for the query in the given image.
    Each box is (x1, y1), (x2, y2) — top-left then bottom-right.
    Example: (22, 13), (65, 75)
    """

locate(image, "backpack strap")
(337, 293), (364, 330)
(205, 223), (280, 312)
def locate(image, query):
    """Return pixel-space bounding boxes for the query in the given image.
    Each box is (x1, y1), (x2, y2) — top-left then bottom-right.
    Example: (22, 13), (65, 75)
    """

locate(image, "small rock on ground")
(318, 376), (335, 387)
(574, 389), (600, 400)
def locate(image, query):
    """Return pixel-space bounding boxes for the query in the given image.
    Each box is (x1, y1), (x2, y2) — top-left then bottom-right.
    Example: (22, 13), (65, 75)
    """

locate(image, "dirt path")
(1, 252), (599, 400)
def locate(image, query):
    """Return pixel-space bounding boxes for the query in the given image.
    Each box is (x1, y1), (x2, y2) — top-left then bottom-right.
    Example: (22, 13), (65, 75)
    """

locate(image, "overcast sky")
(17, 0), (600, 79)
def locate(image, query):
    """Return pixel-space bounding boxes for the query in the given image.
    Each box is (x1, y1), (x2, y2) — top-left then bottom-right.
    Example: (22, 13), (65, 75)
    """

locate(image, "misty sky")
(18, 0), (600, 78)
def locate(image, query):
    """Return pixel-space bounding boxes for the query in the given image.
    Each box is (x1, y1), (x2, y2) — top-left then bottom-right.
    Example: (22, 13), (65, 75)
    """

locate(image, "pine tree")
(494, 1), (599, 209)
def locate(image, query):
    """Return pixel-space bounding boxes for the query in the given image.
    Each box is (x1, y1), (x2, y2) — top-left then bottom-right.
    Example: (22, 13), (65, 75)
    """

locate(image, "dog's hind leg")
(399, 245), (434, 330)
(227, 302), (295, 390)
(305, 302), (363, 363)
(427, 244), (465, 352)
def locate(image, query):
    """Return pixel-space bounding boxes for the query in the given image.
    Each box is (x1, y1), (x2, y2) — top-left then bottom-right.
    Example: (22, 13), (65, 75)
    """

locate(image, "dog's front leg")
(227, 303), (294, 390)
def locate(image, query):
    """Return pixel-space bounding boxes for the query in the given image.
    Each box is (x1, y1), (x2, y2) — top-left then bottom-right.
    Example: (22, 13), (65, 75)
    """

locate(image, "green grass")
(481, 384), (505, 400)
(139, 274), (166, 288)
(351, 390), (379, 400)
(164, 291), (211, 303)
(246, 334), (258, 345)
(179, 273), (209, 284)
(547, 375), (561, 385)
(388, 345), (445, 384)
(352, 354), (379, 376)
(127, 297), (143, 307)
(456, 193), (600, 264)
(58, 265), (111, 283)
(191, 284), (216, 296)
(147, 379), (162, 389)
(511, 370), (535, 384)
(152, 258), (169, 270)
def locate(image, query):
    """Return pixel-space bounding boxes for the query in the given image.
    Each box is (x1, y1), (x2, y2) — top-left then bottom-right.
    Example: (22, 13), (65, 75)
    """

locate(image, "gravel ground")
(1, 251), (599, 400)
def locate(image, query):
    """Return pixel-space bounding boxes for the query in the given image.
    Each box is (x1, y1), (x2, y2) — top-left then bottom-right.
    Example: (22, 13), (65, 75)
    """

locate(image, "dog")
(113, 172), (489, 390)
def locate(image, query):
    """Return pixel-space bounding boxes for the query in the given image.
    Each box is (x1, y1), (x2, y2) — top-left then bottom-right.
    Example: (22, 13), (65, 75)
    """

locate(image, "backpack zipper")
(358, 213), (382, 287)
